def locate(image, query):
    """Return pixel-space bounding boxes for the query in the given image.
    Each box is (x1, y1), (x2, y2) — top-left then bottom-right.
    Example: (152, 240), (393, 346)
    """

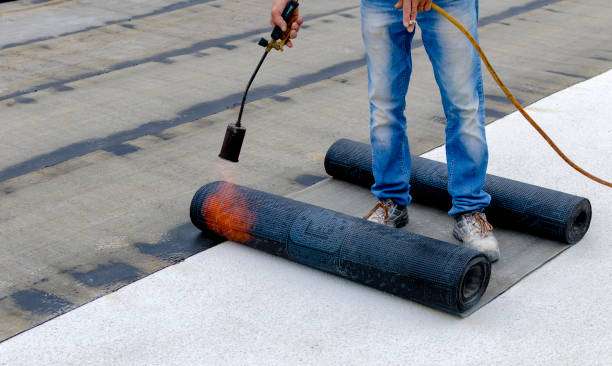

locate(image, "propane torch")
(219, 0), (300, 162)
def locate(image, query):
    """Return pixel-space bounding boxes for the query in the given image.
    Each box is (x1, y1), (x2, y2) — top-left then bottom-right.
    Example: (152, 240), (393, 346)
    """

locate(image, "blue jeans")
(361, 0), (491, 217)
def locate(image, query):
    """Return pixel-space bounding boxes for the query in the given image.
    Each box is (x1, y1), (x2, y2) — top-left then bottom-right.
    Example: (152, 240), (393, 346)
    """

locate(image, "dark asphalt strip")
(0, 57), (366, 183)
(0, 0), (563, 184)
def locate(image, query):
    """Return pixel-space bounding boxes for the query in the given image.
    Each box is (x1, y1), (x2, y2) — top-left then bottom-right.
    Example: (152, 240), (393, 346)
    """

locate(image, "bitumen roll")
(324, 139), (592, 244)
(190, 181), (491, 315)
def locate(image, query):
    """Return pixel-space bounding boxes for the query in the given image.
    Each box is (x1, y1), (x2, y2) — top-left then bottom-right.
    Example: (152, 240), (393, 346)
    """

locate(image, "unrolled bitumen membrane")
(324, 139), (592, 244)
(190, 181), (491, 315)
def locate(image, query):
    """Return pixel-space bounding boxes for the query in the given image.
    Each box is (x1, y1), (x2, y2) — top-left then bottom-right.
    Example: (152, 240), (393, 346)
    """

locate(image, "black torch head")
(219, 123), (246, 162)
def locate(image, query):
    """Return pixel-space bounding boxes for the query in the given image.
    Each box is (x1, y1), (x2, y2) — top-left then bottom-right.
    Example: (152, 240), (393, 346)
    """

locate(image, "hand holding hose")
(395, 0), (433, 32)
(270, 0), (304, 48)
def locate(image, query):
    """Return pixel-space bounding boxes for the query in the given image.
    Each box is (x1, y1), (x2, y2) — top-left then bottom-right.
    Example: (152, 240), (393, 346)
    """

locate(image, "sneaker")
(363, 199), (409, 228)
(453, 211), (500, 262)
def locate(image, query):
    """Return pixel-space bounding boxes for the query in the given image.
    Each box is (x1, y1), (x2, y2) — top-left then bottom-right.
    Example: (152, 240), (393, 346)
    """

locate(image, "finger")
(286, 15), (300, 40)
(408, 0), (418, 32)
(424, 0), (432, 11)
(296, 16), (303, 25)
(286, 40), (293, 48)
(288, 8), (300, 26)
(402, 0), (411, 28)
(395, 0), (403, 9)
(271, 10), (287, 31)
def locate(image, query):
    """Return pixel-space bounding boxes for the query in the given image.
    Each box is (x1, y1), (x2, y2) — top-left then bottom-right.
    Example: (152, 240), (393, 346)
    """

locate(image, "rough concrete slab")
(0, 69), (609, 365)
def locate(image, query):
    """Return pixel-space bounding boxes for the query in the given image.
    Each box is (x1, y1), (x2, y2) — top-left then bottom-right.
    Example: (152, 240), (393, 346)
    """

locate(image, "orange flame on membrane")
(202, 183), (255, 243)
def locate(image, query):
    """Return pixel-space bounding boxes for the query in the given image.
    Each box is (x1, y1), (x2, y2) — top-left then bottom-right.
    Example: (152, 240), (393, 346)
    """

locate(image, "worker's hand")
(395, 0), (432, 32)
(270, 0), (304, 48)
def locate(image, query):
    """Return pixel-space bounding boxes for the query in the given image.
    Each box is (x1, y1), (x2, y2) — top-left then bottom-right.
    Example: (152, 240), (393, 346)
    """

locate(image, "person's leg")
(361, 0), (414, 207)
(418, 0), (498, 261)
(417, 0), (491, 217)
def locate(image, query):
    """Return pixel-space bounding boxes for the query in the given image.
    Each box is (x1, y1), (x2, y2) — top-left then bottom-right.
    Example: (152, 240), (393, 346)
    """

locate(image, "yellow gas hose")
(431, 3), (611, 188)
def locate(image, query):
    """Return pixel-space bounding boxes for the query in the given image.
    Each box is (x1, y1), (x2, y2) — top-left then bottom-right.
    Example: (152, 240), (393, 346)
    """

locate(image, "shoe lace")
(363, 201), (389, 222)
(471, 213), (493, 235)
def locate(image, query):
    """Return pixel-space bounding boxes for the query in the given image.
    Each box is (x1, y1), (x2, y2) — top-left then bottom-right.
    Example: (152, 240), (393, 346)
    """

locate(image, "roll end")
(457, 255), (491, 312)
(565, 198), (592, 244)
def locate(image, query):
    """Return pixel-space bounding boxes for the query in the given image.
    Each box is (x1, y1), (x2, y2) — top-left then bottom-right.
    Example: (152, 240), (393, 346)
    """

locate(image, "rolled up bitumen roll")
(190, 181), (491, 315)
(324, 138), (592, 244)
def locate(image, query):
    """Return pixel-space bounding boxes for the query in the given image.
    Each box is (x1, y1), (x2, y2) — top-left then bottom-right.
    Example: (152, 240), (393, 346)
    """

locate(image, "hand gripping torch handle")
(236, 0), (299, 127)
(271, 0), (300, 40)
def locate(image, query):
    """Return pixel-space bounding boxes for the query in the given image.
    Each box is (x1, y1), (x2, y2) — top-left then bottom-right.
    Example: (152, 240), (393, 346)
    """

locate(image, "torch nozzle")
(219, 123), (246, 162)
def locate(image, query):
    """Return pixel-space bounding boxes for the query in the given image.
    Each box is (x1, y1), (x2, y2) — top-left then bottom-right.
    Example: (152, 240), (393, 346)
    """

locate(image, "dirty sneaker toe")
(364, 199), (409, 229)
(453, 211), (500, 262)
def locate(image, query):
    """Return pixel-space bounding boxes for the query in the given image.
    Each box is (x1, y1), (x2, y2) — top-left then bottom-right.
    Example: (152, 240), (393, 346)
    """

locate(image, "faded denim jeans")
(361, 0), (491, 217)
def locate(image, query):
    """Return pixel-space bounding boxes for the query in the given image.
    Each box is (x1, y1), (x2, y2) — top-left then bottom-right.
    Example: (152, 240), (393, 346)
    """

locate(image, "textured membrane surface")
(324, 139), (592, 243)
(190, 181), (490, 315)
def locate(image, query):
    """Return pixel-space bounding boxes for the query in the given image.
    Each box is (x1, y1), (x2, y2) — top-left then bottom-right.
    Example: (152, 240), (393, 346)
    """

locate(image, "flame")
(202, 182), (255, 243)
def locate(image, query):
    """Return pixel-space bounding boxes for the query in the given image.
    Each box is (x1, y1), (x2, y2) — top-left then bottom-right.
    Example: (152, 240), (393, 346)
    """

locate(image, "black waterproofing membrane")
(324, 139), (592, 244)
(191, 181), (491, 315)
